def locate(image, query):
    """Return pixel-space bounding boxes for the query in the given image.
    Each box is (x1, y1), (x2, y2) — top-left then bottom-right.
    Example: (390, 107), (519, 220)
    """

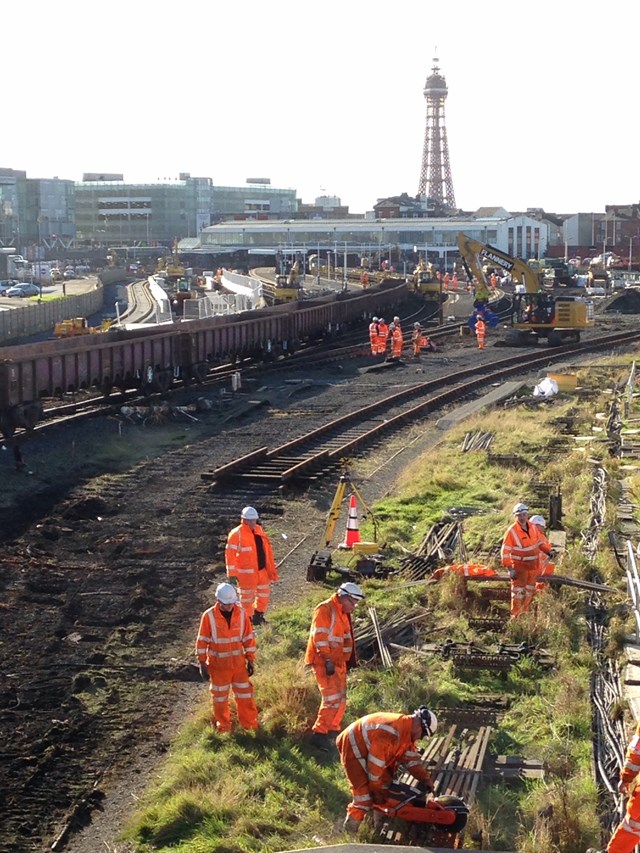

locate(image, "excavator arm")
(456, 233), (543, 295)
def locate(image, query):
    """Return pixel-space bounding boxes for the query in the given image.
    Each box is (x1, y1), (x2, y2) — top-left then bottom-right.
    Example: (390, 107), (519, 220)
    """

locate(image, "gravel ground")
(1, 302), (635, 853)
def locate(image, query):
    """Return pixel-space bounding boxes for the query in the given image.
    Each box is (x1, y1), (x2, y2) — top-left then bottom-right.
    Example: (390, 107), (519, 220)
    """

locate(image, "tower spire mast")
(417, 56), (456, 210)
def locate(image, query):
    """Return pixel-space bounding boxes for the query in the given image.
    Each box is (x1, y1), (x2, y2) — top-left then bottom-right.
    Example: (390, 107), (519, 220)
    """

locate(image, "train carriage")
(0, 281), (407, 437)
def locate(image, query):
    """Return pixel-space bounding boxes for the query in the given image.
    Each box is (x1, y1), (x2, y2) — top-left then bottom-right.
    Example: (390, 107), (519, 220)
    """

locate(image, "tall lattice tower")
(417, 57), (456, 210)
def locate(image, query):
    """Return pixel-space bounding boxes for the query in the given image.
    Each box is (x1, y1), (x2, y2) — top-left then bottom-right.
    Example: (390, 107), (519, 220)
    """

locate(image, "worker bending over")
(501, 503), (552, 618)
(530, 515), (556, 592)
(305, 582), (364, 752)
(225, 506), (278, 624)
(337, 706), (437, 835)
(195, 583), (258, 733)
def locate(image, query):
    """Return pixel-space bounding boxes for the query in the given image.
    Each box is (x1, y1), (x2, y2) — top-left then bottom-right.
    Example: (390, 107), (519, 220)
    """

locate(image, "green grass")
(124, 357), (640, 853)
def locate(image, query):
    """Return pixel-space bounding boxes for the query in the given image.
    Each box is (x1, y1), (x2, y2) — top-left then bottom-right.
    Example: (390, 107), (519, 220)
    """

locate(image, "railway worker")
(530, 515), (556, 593)
(501, 503), (552, 618)
(474, 313), (486, 350)
(368, 317), (379, 355)
(389, 323), (403, 360)
(392, 315), (402, 334)
(376, 318), (389, 355)
(452, 272), (459, 291)
(412, 322), (424, 358)
(225, 506), (278, 625)
(586, 719), (640, 853)
(195, 582), (258, 733)
(305, 582), (364, 753)
(443, 272), (450, 291)
(337, 706), (437, 835)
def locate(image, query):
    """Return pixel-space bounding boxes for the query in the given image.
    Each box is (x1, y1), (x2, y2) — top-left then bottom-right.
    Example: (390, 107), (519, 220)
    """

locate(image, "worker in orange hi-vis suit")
(501, 503), (552, 618)
(225, 506), (278, 625)
(368, 317), (379, 355)
(474, 314), (486, 350)
(195, 583), (258, 732)
(336, 707), (437, 835)
(587, 721), (640, 853)
(389, 323), (403, 359)
(529, 515), (556, 593)
(452, 272), (459, 291)
(376, 318), (389, 355)
(305, 582), (364, 753)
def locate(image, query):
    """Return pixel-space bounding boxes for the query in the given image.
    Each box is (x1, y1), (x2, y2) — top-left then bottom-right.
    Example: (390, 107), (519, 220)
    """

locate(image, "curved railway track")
(203, 328), (640, 495)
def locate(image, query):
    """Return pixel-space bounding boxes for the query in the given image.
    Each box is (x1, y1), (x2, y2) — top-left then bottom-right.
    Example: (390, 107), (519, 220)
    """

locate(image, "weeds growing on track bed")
(124, 353), (640, 853)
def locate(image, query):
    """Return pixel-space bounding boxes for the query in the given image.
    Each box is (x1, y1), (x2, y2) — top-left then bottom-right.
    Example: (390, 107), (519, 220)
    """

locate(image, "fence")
(0, 284), (104, 344)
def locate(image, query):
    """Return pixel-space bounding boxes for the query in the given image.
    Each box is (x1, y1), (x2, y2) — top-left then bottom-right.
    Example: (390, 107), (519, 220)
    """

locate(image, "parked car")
(63, 270), (76, 280)
(6, 283), (41, 297)
(0, 280), (17, 295)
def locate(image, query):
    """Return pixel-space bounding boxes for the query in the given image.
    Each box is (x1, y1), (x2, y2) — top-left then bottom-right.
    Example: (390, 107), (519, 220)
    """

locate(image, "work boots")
(251, 611), (266, 626)
(309, 732), (331, 752)
(343, 816), (361, 836)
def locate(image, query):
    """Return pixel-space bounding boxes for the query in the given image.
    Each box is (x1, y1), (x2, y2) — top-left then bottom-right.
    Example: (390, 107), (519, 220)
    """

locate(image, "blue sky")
(8, 0), (637, 215)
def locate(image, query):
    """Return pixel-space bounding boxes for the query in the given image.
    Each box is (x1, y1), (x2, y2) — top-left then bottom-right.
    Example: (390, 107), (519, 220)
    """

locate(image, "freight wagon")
(0, 281), (407, 437)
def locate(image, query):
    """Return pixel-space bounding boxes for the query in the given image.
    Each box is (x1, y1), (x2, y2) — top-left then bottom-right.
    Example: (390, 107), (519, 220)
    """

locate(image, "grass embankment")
(125, 357), (638, 853)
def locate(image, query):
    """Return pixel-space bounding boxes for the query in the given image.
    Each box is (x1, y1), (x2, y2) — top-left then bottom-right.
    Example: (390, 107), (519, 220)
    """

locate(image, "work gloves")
(324, 659), (336, 676)
(199, 662), (209, 682)
(246, 660), (254, 677)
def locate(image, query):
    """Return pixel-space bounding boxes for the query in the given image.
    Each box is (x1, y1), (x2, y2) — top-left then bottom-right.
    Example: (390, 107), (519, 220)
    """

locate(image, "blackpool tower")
(417, 57), (456, 210)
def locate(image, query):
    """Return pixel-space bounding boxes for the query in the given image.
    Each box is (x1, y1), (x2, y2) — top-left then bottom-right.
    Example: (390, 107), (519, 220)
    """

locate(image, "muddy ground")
(0, 309), (634, 853)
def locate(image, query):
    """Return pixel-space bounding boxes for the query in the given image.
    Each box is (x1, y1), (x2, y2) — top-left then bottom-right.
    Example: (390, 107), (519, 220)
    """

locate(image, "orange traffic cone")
(343, 495), (361, 548)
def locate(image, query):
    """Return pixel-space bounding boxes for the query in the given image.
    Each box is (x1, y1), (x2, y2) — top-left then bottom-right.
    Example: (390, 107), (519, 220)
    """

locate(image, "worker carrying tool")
(195, 582), (258, 733)
(501, 503), (552, 618)
(587, 719), (640, 853)
(305, 582), (364, 753)
(225, 506), (278, 625)
(530, 515), (556, 592)
(336, 707), (437, 835)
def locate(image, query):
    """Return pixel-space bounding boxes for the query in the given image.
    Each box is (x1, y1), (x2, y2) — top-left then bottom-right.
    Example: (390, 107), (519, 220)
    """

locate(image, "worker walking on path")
(587, 720), (640, 853)
(501, 503), (552, 618)
(530, 515), (556, 592)
(474, 313), (486, 350)
(368, 317), (379, 355)
(337, 707), (437, 835)
(305, 582), (364, 752)
(195, 582), (258, 733)
(225, 506), (278, 625)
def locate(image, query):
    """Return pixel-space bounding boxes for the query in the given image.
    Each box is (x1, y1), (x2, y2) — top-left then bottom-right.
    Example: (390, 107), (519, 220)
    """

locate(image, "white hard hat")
(215, 582), (238, 604)
(415, 706), (438, 737)
(241, 506), (259, 521)
(393, 316), (400, 323)
(513, 502), (529, 514)
(372, 316), (379, 322)
(337, 581), (365, 601)
(414, 321), (421, 328)
(529, 515), (546, 527)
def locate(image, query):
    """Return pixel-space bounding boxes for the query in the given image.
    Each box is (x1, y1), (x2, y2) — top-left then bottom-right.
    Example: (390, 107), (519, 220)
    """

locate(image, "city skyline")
(4, 0), (637, 216)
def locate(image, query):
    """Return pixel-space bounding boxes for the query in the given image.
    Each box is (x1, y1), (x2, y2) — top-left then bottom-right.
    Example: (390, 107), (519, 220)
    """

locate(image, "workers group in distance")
(368, 314), (436, 359)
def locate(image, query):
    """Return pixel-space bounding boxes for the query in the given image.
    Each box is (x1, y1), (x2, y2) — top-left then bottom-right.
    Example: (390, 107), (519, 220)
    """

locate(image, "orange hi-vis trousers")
(607, 786), (640, 852)
(208, 661), (258, 732)
(311, 662), (348, 734)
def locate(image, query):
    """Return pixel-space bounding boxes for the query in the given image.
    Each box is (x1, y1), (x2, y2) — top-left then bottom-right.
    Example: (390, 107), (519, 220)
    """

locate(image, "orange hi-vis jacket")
(305, 593), (356, 669)
(195, 601), (256, 670)
(606, 721), (640, 850)
(620, 722), (640, 787)
(225, 522), (278, 587)
(501, 520), (548, 575)
(377, 322), (389, 351)
(337, 712), (432, 799)
(391, 326), (403, 358)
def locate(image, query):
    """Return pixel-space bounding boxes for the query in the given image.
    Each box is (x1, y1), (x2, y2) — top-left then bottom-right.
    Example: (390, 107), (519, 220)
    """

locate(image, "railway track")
(203, 328), (640, 491)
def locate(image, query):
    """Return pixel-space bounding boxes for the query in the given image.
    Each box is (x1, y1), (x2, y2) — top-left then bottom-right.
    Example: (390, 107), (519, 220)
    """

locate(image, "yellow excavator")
(412, 258), (439, 300)
(54, 317), (113, 338)
(456, 233), (595, 346)
(275, 258), (302, 302)
(307, 462), (389, 581)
